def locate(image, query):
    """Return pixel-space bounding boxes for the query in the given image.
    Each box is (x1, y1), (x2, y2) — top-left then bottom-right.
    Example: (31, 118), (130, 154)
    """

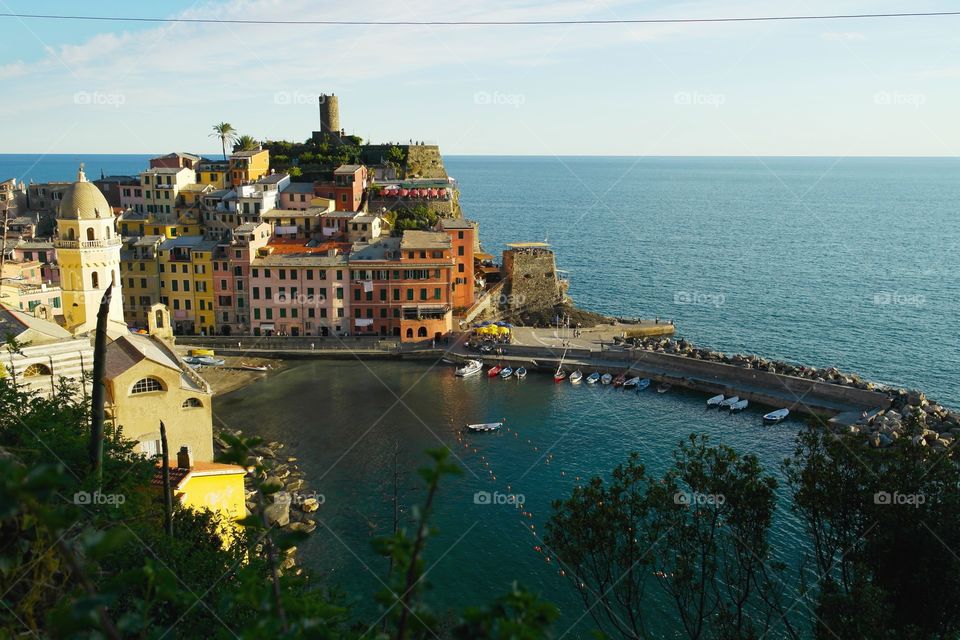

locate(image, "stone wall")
(405, 145), (447, 179)
(502, 247), (566, 312)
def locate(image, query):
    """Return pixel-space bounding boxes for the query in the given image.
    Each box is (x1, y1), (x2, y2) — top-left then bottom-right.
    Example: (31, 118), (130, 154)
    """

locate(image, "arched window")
(91, 272), (99, 289)
(181, 397), (203, 409)
(130, 377), (164, 394)
(155, 310), (165, 328)
(67, 228), (76, 240)
(405, 328), (414, 339)
(23, 363), (52, 377)
(86, 227), (95, 241)
(417, 326), (428, 338)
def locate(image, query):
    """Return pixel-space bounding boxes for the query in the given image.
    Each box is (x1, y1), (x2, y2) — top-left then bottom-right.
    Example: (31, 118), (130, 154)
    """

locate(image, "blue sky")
(1, 0), (958, 155)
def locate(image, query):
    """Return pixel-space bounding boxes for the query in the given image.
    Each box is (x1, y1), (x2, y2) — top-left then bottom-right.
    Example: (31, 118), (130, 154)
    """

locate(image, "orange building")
(438, 218), (476, 312)
(347, 230), (454, 341)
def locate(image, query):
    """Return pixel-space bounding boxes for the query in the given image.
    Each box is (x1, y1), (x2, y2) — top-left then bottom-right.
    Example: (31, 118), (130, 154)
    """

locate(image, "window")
(406, 289), (414, 301)
(420, 288), (427, 301)
(434, 288), (441, 300)
(393, 288), (400, 301)
(458, 263), (464, 273)
(91, 272), (99, 289)
(379, 289), (387, 301)
(336, 287), (343, 300)
(306, 270), (313, 280)
(131, 377), (163, 394)
(181, 397), (203, 408)
(458, 246), (464, 256)
(253, 287), (260, 300)
(458, 231), (464, 239)
(354, 289), (361, 301)
(23, 363), (51, 377)
(418, 326), (428, 338)
(254, 308), (261, 320)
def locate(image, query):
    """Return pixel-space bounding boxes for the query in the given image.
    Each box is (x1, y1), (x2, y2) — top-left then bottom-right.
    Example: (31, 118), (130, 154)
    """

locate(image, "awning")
(260, 323), (275, 330)
(274, 225), (297, 234)
(355, 318), (374, 327)
(475, 252), (494, 260)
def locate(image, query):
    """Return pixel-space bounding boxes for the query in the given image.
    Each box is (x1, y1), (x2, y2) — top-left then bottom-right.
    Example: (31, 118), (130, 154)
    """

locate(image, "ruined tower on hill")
(318, 94), (340, 135)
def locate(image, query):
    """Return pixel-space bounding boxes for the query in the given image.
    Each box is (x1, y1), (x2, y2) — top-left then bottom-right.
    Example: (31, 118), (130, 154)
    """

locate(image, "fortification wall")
(405, 145), (447, 179)
(503, 248), (564, 312)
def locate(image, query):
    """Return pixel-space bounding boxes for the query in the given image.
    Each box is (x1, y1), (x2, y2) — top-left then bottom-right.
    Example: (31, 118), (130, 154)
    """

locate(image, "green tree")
(233, 134), (259, 152)
(210, 122), (237, 160)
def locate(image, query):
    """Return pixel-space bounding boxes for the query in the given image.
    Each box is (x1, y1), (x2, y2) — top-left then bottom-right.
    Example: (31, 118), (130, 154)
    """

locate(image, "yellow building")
(104, 305), (214, 463)
(158, 236), (217, 335)
(54, 166), (127, 337)
(120, 235), (163, 329)
(152, 449), (247, 538)
(229, 148), (269, 186)
(179, 183), (213, 209)
(197, 159), (230, 189)
(139, 167), (196, 220)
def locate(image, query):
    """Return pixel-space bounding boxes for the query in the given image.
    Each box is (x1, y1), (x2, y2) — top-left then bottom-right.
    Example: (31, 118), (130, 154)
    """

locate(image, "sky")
(0, 0), (958, 156)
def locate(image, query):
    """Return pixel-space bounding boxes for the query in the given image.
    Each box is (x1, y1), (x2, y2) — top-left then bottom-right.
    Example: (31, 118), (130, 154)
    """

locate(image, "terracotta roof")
(265, 239), (350, 255)
(151, 462), (246, 489)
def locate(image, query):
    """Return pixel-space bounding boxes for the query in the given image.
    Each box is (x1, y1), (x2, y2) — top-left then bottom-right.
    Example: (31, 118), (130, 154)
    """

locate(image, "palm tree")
(232, 134), (259, 152)
(210, 122), (237, 160)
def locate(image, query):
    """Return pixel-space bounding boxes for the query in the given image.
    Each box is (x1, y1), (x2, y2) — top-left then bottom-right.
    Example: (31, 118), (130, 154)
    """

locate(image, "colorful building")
(438, 218), (477, 312)
(138, 166), (197, 219)
(158, 236), (217, 335)
(314, 164), (367, 212)
(196, 159), (230, 190)
(120, 235), (163, 329)
(229, 148), (270, 186)
(213, 221), (271, 335)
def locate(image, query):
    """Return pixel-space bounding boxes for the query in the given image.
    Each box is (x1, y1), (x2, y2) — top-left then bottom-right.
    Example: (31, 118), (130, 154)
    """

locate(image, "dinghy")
(553, 369), (567, 383)
(763, 408), (790, 424)
(719, 395), (740, 408)
(455, 360), (483, 377)
(613, 373), (627, 387)
(729, 399), (749, 412)
(515, 367), (527, 379)
(601, 373), (613, 385)
(487, 364), (503, 377)
(623, 376), (641, 389)
(706, 394), (725, 408)
(499, 367), (514, 378)
(569, 370), (583, 384)
(586, 372), (601, 384)
(196, 356), (225, 366)
(656, 382), (672, 394)
(466, 422), (503, 432)
(239, 363), (268, 372)
(636, 378), (651, 391)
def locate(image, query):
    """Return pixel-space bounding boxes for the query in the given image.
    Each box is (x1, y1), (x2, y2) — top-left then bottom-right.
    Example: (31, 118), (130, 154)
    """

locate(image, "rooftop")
(231, 149), (266, 158)
(334, 164), (364, 174)
(350, 237), (401, 261)
(159, 236), (218, 252)
(105, 332), (208, 393)
(400, 230), (451, 251)
(280, 182), (315, 194)
(263, 238), (351, 256)
(256, 172), (289, 185)
(438, 217), (474, 230)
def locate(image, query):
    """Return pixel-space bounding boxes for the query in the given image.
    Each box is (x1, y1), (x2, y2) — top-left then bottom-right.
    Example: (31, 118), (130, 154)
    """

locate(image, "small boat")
(586, 372), (601, 384)
(487, 364), (503, 377)
(196, 356), (225, 366)
(601, 373), (613, 385)
(706, 394), (725, 408)
(623, 376), (641, 389)
(499, 367), (514, 378)
(455, 360), (483, 377)
(656, 382), (672, 394)
(635, 378), (651, 391)
(466, 422), (503, 432)
(729, 399), (749, 413)
(569, 370), (583, 384)
(763, 408), (790, 424)
(182, 355), (202, 365)
(719, 395), (740, 409)
(515, 367), (527, 379)
(554, 369), (567, 383)
(239, 363), (268, 372)
(613, 373), (627, 387)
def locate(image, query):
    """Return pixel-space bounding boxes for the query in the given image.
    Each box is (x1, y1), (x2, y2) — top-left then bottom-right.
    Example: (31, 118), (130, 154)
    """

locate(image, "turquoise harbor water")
(6, 154), (959, 635)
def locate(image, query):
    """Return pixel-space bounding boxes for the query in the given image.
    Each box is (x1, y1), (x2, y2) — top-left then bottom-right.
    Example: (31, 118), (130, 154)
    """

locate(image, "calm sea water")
(9, 153), (956, 635)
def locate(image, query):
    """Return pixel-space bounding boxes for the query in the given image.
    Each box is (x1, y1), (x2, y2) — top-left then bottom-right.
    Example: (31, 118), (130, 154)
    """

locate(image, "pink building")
(119, 183), (145, 214)
(212, 222), (271, 335)
(249, 239), (351, 337)
(278, 182), (315, 211)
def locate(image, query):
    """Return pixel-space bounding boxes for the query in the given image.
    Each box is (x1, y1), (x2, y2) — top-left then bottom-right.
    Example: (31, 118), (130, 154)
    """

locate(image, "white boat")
(636, 378), (651, 391)
(623, 376), (641, 389)
(570, 370), (583, 384)
(719, 395), (740, 408)
(515, 367), (527, 379)
(706, 394), (725, 408)
(763, 408), (790, 424)
(455, 360), (483, 377)
(601, 373), (613, 385)
(499, 367), (514, 378)
(656, 383), (671, 394)
(586, 372), (601, 384)
(239, 363), (268, 372)
(729, 399), (749, 412)
(196, 356), (225, 366)
(466, 422), (503, 432)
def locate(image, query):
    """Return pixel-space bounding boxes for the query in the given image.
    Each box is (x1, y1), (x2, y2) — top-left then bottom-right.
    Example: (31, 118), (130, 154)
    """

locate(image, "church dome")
(58, 165), (111, 220)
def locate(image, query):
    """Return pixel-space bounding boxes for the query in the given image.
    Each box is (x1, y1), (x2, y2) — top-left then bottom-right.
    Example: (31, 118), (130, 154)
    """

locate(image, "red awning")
(428, 188), (438, 197)
(400, 189), (409, 196)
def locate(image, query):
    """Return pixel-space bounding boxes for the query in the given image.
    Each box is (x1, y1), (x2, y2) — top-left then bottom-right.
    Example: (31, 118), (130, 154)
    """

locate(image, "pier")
(178, 333), (890, 418)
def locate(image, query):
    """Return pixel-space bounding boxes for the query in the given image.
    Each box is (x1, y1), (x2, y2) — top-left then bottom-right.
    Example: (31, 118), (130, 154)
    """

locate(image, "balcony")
(54, 237), (122, 250)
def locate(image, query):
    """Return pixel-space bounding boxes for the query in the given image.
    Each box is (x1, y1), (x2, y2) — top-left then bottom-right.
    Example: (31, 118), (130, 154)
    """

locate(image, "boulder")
(264, 495), (291, 527)
(302, 497), (320, 513)
(288, 520), (317, 534)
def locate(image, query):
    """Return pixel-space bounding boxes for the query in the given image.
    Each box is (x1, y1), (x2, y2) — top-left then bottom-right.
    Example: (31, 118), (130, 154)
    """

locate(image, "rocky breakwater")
(213, 428), (322, 575)
(622, 335), (960, 451)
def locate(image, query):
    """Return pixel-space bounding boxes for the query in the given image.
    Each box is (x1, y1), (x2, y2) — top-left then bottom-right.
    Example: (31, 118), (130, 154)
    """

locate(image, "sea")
(5, 154), (959, 637)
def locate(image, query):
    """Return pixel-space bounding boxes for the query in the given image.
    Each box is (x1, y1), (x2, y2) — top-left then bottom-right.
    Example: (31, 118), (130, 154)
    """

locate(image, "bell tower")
(54, 164), (126, 336)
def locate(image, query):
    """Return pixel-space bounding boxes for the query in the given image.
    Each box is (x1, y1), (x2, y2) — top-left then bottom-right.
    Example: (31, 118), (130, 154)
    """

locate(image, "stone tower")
(54, 165), (126, 336)
(318, 94), (340, 135)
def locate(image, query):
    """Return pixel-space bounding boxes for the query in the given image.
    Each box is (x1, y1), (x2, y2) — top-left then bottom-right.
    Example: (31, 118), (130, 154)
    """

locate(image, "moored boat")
(554, 369), (567, 383)
(586, 372), (601, 384)
(500, 367), (514, 378)
(636, 378), (651, 391)
(623, 376), (641, 389)
(455, 359), (483, 377)
(613, 373), (627, 387)
(706, 394), (725, 408)
(601, 373), (613, 385)
(656, 382), (672, 394)
(515, 367), (528, 379)
(729, 399), (749, 412)
(487, 364), (503, 377)
(570, 370), (583, 384)
(763, 408), (790, 424)
(466, 422), (503, 432)
(719, 395), (740, 408)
